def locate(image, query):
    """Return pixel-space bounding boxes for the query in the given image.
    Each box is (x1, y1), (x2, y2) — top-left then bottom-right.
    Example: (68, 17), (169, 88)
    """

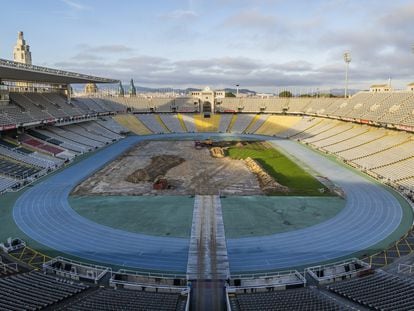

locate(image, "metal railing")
(398, 264), (414, 274)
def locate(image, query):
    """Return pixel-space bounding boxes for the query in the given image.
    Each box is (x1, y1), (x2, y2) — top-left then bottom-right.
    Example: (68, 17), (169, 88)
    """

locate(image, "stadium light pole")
(344, 51), (352, 98)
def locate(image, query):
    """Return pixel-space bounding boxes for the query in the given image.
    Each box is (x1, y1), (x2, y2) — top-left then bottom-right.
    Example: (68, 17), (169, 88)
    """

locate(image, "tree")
(279, 91), (293, 98)
(225, 92), (236, 97)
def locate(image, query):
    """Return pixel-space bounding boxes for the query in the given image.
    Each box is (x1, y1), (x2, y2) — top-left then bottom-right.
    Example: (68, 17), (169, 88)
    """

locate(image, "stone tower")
(13, 31), (32, 65)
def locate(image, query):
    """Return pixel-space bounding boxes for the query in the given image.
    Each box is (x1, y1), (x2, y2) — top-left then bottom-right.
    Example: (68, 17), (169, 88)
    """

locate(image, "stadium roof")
(0, 58), (118, 84)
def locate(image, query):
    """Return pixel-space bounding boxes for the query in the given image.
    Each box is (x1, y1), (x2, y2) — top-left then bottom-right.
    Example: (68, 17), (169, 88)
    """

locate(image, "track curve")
(12, 133), (406, 273)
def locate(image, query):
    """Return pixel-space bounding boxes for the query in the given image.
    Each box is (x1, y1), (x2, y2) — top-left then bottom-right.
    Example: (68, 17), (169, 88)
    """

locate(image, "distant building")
(369, 84), (392, 93)
(13, 31), (32, 65)
(407, 82), (414, 92)
(189, 87), (225, 114)
(84, 83), (98, 94)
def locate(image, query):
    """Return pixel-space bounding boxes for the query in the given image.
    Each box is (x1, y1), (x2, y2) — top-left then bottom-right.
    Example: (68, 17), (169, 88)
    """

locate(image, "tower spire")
(129, 78), (136, 96)
(13, 31), (32, 65)
(118, 81), (125, 96)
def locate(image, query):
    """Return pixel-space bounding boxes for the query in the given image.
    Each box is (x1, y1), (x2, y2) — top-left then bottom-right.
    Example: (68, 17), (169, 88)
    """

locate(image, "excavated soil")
(71, 141), (263, 196)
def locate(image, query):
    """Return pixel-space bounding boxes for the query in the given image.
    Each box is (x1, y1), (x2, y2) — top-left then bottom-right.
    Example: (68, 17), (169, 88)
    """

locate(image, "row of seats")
(0, 156), (41, 179)
(0, 271), (89, 311)
(0, 176), (18, 193)
(327, 271), (414, 311)
(104, 91), (414, 127)
(0, 144), (61, 169)
(0, 118), (126, 194)
(230, 288), (346, 311)
(5, 92), (125, 127)
(65, 288), (184, 311)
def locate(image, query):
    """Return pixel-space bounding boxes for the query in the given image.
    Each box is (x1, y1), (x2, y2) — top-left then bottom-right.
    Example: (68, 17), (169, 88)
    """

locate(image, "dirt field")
(72, 141), (262, 196)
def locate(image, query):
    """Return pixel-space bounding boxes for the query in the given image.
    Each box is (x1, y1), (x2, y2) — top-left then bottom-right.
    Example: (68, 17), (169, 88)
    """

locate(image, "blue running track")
(13, 134), (405, 273)
(226, 139), (404, 272)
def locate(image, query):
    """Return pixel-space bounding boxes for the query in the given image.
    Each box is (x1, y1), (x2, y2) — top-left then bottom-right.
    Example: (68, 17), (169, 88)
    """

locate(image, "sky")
(1, 0), (414, 92)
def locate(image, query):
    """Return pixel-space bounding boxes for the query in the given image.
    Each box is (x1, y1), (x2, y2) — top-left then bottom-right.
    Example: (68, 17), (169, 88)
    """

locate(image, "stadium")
(1, 13), (414, 311)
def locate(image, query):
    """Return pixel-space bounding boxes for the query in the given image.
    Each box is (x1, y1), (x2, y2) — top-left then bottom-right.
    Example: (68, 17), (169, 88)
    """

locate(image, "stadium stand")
(159, 114), (186, 133)
(218, 113), (232, 132)
(244, 114), (269, 134)
(255, 115), (301, 136)
(180, 114), (197, 132)
(0, 271), (89, 310)
(65, 288), (186, 311)
(0, 144), (61, 169)
(229, 288), (346, 311)
(0, 157), (41, 179)
(327, 271), (414, 310)
(0, 176), (18, 193)
(78, 121), (123, 141)
(229, 114), (254, 133)
(136, 114), (168, 133)
(47, 126), (103, 149)
(112, 114), (152, 135)
(194, 114), (221, 132)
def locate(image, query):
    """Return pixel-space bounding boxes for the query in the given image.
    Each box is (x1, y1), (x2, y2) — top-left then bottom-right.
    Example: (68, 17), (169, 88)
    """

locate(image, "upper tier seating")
(10, 93), (53, 121)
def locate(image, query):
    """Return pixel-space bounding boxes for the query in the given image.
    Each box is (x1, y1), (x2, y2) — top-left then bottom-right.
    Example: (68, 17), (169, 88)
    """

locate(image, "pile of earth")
(126, 155), (185, 183)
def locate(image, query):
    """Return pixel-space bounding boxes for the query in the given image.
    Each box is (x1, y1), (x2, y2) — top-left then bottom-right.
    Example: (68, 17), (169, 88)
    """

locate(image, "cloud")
(47, 1), (414, 91)
(222, 9), (281, 31)
(53, 53), (350, 90)
(159, 9), (198, 20)
(76, 44), (134, 54)
(60, 0), (90, 11)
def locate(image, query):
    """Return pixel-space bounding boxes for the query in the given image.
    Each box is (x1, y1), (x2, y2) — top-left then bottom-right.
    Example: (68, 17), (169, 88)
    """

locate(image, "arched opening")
(202, 101), (212, 113)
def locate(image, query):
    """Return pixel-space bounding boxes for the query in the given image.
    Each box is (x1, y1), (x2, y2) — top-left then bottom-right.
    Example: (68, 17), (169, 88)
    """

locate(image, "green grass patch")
(226, 141), (330, 196)
(69, 195), (194, 238)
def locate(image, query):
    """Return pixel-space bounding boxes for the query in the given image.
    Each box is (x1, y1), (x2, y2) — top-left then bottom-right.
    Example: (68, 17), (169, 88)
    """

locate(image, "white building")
(369, 84), (392, 93)
(189, 87), (225, 114)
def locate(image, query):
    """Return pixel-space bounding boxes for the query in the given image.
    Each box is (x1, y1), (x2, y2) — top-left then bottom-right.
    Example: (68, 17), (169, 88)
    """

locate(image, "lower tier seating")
(65, 288), (184, 311)
(230, 288), (346, 311)
(0, 271), (89, 311)
(327, 271), (414, 311)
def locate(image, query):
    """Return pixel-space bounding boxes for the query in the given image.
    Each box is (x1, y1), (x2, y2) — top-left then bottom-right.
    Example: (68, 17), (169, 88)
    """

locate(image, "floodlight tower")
(344, 51), (352, 98)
